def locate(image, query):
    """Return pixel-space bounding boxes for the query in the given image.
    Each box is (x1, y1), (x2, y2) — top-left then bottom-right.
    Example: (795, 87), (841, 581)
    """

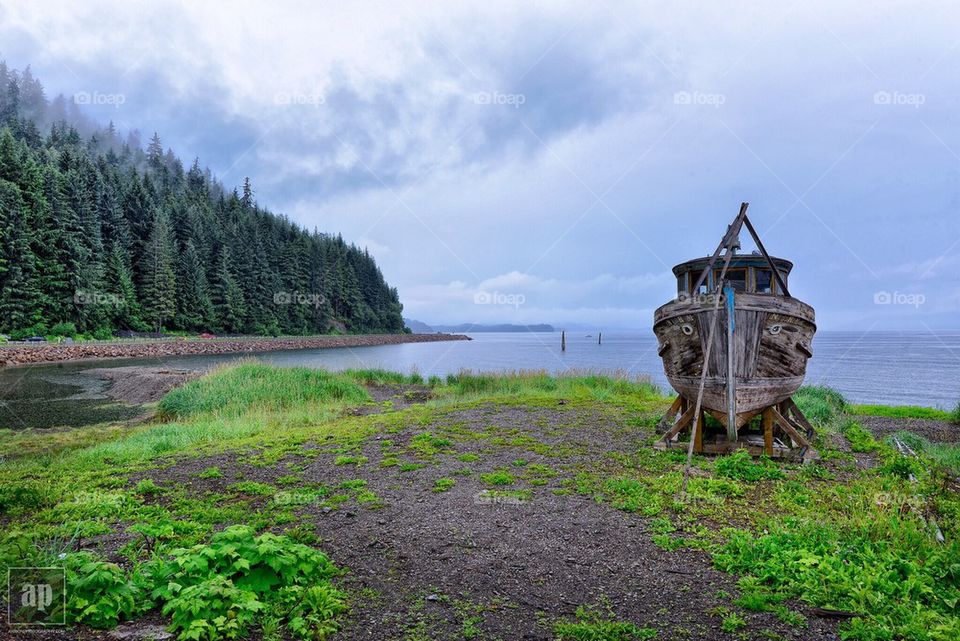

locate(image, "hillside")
(0, 62), (404, 337)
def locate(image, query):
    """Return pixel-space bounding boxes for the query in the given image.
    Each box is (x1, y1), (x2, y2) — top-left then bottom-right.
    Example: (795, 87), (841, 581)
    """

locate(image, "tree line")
(0, 62), (405, 337)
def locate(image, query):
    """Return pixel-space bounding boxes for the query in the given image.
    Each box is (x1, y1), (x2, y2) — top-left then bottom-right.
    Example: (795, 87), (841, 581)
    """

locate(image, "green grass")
(158, 361), (370, 418)
(2, 364), (958, 641)
(850, 404), (955, 421)
(793, 386), (847, 425)
(888, 430), (960, 475)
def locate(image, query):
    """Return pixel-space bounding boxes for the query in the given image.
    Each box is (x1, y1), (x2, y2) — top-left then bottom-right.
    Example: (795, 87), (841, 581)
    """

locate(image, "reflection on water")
(1, 330), (957, 430)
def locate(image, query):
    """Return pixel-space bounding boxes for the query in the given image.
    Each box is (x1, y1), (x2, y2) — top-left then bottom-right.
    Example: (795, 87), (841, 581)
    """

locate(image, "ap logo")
(7, 567), (66, 627)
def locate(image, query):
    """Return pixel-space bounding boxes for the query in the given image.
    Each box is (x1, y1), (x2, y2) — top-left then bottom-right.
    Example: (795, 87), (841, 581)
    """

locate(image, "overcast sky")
(2, 1), (958, 330)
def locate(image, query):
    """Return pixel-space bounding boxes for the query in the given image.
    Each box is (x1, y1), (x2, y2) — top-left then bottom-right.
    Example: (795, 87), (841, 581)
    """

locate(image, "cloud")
(4, 1), (960, 329)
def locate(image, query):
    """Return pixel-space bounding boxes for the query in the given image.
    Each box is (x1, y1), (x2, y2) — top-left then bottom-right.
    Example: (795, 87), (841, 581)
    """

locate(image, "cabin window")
(677, 275), (685, 296)
(754, 268), (773, 294)
(688, 275), (709, 295)
(715, 267), (746, 292)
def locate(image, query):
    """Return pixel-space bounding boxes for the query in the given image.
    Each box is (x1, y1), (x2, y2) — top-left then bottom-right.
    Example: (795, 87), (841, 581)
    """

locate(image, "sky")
(1, 0), (958, 331)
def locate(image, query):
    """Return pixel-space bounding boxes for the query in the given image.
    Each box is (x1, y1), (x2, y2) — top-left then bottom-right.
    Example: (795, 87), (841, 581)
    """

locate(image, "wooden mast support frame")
(655, 395), (818, 461)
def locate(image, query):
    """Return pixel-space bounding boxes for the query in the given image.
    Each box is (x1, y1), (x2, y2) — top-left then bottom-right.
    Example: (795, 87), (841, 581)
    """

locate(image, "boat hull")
(653, 293), (816, 414)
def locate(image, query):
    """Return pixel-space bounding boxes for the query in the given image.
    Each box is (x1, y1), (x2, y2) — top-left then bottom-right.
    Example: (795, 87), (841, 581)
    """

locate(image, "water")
(1, 331), (957, 430)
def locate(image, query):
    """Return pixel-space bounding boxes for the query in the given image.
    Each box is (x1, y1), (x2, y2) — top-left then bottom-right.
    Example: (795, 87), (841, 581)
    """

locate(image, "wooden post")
(762, 407), (774, 456)
(561, 331), (566, 351)
(724, 285), (737, 442)
(598, 332), (602, 345)
(694, 409), (704, 453)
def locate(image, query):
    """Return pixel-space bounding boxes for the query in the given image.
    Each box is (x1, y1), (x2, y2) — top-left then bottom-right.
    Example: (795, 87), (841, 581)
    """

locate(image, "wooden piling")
(598, 332), (602, 345)
(561, 331), (566, 351)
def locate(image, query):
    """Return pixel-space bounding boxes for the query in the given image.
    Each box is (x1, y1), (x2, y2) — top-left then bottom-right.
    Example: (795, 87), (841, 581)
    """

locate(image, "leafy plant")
(147, 525), (345, 640)
(714, 451), (784, 482)
(65, 553), (140, 628)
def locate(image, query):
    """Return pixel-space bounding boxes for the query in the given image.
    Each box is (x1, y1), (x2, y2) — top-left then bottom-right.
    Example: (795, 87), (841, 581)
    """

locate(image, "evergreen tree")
(0, 62), (405, 337)
(140, 208), (177, 331)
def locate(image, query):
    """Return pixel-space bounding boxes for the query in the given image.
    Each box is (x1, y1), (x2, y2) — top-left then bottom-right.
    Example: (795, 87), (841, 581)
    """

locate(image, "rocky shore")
(0, 333), (470, 367)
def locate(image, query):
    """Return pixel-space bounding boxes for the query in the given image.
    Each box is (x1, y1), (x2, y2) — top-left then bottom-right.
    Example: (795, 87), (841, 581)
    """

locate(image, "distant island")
(404, 319), (555, 333)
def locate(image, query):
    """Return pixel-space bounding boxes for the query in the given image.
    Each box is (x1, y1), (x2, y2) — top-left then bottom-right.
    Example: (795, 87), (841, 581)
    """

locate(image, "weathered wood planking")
(653, 293), (816, 414)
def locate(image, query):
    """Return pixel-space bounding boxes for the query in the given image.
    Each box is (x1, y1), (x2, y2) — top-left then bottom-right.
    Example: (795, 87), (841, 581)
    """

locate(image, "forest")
(0, 62), (405, 338)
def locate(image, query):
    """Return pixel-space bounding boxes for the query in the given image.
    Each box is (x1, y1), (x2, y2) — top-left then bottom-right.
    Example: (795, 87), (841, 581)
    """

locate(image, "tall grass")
(887, 430), (960, 475)
(850, 404), (955, 421)
(439, 369), (661, 400)
(793, 386), (847, 426)
(158, 362), (370, 418)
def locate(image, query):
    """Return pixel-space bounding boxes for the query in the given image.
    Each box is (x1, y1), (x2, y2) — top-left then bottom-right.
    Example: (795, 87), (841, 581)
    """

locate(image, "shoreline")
(0, 333), (471, 367)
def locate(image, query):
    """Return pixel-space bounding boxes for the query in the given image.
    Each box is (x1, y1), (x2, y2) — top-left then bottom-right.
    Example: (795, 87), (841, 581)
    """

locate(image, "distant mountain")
(403, 318), (435, 333)
(433, 323), (555, 333)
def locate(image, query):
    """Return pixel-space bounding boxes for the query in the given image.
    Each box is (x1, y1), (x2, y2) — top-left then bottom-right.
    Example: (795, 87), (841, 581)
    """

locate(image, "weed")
(433, 478), (456, 493)
(714, 452), (785, 482)
(480, 470), (515, 486)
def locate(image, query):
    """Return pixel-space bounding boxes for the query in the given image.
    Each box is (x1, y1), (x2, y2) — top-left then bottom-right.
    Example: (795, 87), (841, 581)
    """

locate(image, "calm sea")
(1, 331), (957, 429)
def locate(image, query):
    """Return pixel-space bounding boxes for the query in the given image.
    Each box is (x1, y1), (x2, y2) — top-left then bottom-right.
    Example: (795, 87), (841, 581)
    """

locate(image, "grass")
(158, 361), (370, 418)
(850, 404), (956, 421)
(1, 364), (958, 640)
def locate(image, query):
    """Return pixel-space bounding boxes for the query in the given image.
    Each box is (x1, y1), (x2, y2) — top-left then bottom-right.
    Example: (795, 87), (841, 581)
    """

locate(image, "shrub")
(951, 402), (960, 426)
(148, 525), (345, 640)
(714, 519), (960, 641)
(65, 553), (140, 628)
(49, 322), (78, 337)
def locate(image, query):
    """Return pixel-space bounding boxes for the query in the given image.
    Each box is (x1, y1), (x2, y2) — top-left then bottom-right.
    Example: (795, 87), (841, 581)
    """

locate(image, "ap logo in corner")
(7, 567), (66, 628)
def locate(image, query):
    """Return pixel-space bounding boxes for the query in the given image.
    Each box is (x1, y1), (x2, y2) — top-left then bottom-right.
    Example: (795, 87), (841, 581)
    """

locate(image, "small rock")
(345, 510), (357, 517)
(321, 506), (332, 514)
(425, 593), (440, 602)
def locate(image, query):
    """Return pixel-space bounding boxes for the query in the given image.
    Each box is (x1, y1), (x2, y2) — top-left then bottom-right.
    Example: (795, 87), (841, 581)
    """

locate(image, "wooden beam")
(656, 396), (683, 433)
(762, 407), (774, 456)
(691, 202), (749, 293)
(783, 398), (815, 438)
(694, 410), (704, 453)
(771, 407), (810, 448)
(661, 404), (698, 442)
(742, 214), (790, 297)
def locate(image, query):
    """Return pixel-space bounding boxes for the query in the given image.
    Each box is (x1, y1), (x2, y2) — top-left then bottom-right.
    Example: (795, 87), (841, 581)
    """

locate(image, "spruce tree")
(140, 207), (177, 331)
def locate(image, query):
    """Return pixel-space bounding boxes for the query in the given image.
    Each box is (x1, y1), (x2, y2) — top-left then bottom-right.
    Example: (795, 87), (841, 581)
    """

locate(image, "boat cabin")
(673, 254), (793, 296)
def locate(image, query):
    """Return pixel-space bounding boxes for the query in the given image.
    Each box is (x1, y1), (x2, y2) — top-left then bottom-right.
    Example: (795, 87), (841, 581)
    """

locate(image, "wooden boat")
(653, 203), (817, 459)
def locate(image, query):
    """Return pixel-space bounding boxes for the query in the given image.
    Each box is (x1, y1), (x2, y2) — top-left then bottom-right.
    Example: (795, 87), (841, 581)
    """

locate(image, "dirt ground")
(84, 366), (201, 404)
(131, 393), (840, 641)
(857, 415), (960, 444)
